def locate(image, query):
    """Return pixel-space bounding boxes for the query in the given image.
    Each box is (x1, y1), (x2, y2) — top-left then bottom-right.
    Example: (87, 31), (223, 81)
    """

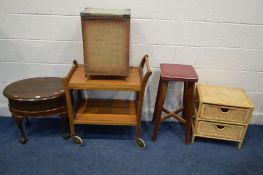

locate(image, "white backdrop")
(0, 0), (263, 124)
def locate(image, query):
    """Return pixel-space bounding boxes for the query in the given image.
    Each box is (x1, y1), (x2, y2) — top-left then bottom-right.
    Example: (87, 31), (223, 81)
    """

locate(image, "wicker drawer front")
(200, 104), (251, 124)
(196, 121), (244, 140)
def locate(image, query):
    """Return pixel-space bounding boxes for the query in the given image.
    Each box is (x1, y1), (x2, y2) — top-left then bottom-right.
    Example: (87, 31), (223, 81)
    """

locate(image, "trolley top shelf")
(66, 65), (142, 91)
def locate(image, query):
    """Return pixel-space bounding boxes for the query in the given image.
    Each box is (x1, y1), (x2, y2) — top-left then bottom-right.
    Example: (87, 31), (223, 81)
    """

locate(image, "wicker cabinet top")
(197, 84), (253, 108)
(80, 8), (130, 19)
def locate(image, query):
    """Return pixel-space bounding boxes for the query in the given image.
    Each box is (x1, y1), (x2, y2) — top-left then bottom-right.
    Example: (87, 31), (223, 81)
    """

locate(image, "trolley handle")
(139, 55), (152, 87)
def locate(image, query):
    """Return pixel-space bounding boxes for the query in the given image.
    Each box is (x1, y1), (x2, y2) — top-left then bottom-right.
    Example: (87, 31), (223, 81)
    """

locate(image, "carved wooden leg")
(151, 80), (168, 142)
(183, 82), (195, 144)
(60, 113), (70, 139)
(12, 114), (27, 144)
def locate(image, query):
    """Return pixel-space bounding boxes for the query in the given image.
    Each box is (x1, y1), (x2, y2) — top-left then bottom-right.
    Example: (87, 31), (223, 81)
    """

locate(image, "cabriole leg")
(12, 114), (27, 144)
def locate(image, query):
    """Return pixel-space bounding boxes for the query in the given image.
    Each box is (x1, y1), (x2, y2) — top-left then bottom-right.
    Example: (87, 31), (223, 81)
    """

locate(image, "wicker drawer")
(196, 121), (244, 140)
(200, 104), (251, 124)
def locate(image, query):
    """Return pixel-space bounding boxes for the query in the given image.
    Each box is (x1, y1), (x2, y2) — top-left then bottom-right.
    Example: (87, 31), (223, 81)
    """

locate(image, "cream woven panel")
(83, 20), (129, 76)
(196, 121), (244, 140)
(200, 104), (251, 124)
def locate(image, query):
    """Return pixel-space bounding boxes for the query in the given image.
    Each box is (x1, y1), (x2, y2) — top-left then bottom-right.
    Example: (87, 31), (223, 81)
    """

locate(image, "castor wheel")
(63, 133), (71, 140)
(19, 137), (27, 144)
(73, 136), (83, 145)
(136, 138), (146, 150)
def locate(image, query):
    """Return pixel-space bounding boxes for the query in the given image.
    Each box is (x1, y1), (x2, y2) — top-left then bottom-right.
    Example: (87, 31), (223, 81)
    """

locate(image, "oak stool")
(151, 64), (198, 144)
(3, 77), (70, 143)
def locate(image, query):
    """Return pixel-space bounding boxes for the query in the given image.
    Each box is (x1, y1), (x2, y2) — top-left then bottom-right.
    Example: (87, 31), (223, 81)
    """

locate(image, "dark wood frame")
(10, 106), (69, 144)
(151, 70), (197, 144)
(3, 78), (70, 144)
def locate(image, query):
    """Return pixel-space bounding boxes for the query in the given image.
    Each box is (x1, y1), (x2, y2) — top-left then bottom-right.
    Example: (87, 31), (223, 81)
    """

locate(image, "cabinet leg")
(238, 142), (243, 149)
(12, 114), (27, 144)
(191, 135), (195, 143)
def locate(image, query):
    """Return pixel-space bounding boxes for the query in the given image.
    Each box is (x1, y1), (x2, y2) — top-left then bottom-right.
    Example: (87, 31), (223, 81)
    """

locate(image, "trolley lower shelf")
(74, 99), (137, 126)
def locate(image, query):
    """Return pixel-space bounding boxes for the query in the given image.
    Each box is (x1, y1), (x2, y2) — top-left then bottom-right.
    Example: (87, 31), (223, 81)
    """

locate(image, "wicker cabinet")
(192, 84), (254, 149)
(80, 8), (130, 78)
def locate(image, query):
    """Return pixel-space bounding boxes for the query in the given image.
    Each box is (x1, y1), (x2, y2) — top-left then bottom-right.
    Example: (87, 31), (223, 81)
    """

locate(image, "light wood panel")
(74, 99), (137, 125)
(198, 84), (254, 108)
(68, 66), (141, 91)
(64, 56), (152, 142)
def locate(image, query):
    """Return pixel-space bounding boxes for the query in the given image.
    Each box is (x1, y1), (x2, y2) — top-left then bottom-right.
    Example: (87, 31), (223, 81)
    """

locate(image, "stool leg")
(12, 114), (27, 144)
(152, 77), (162, 123)
(183, 82), (195, 144)
(182, 82), (188, 119)
(151, 80), (168, 142)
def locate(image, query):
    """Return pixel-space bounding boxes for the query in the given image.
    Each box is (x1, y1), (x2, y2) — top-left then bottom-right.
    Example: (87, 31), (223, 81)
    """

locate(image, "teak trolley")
(64, 55), (152, 149)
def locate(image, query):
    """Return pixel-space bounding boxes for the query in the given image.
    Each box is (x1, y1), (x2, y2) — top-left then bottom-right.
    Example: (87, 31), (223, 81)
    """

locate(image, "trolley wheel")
(72, 136), (83, 145)
(136, 138), (146, 150)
